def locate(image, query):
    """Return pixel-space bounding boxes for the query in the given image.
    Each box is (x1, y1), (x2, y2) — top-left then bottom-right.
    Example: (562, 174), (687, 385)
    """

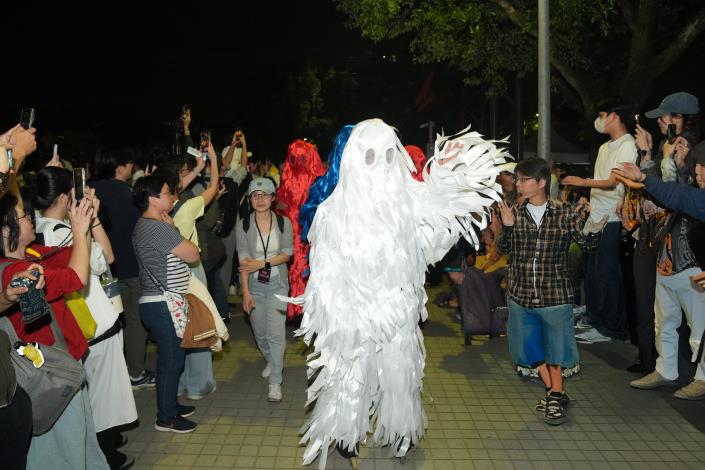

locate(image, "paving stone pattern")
(125, 286), (705, 469)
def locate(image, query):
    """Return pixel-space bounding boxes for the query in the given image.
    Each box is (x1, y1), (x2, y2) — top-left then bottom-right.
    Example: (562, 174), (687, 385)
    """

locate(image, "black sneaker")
(130, 370), (156, 390)
(535, 391), (571, 412)
(544, 393), (566, 425)
(154, 416), (197, 433)
(176, 404), (196, 418)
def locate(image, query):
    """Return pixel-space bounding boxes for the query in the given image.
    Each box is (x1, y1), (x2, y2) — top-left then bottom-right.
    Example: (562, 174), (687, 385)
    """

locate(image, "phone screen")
(20, 108), (35, 129)
(667, 124), (677, 143)
(73, 168), (86, 202)
(200, 131), (211, 152)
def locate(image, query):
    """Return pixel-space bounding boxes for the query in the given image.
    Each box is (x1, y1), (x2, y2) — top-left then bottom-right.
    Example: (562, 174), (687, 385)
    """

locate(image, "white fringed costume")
(284, 119), (508, 468)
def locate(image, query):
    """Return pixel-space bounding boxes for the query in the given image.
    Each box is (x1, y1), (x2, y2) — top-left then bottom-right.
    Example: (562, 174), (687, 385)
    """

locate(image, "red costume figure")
(275, 139), (325, 319)
(405, 145), (428, 182)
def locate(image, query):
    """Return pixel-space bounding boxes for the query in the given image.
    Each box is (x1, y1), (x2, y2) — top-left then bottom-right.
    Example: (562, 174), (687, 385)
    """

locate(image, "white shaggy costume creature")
(285, 119), (508, 468)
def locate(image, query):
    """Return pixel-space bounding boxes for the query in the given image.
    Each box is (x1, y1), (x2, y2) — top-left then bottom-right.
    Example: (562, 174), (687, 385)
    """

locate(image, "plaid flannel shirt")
(496, 200), (593, 308)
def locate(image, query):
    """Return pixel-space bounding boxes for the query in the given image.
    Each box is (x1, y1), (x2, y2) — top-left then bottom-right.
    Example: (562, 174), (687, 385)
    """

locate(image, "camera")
(10, 270), (51, 324)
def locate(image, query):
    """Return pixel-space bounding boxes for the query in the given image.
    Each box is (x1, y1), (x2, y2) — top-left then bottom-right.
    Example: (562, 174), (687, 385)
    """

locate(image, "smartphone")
(667, 124), (677, 144)
(181, 104), (190, 121)
(73, 168), (87, 202)
(200, 130), (211, 153)
(53, 144), (58, 158)
(20, 108), (35, 130)
(634, 114), (640, 127)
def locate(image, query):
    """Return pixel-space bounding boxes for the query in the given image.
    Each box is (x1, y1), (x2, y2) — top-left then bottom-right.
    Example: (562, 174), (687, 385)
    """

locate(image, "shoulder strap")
(243, 213), (250, 233)
(172, 200), (185, 216)
(0, 262), (18, 342)
(244, 214), (284, 234)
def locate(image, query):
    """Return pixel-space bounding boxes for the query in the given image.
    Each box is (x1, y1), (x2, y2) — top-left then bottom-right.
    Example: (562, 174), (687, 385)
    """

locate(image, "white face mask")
(594, 116), (606, 134)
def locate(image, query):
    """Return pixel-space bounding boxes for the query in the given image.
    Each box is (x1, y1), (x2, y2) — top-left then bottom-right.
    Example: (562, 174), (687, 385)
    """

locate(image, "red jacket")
(1, 245), (87, 360)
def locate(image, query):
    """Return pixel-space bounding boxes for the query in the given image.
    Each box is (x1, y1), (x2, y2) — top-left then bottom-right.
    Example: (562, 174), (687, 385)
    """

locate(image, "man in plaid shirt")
(496, 158), (598, 425)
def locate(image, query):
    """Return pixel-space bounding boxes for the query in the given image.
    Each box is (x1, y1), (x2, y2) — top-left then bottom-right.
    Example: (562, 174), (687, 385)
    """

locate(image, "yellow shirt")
(173, 196), (205, 250)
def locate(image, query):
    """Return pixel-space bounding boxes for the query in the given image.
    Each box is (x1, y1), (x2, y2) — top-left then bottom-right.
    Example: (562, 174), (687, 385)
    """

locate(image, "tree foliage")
(336, 0), (705, 117)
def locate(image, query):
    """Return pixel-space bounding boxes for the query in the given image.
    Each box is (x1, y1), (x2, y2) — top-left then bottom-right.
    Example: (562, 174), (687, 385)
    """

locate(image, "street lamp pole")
(538, 0), (550, 160)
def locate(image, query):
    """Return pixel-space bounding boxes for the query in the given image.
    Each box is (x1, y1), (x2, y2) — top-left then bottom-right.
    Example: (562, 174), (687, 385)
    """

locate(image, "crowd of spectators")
(444, 92), (705, 425)
(0, 106), (293, 470)
(2, 89), (705, 467)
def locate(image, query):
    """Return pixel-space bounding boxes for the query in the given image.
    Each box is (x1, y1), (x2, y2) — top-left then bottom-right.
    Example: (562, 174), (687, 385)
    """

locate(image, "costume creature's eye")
(365, 149), (375, 166)
(385, 148), (394, 165)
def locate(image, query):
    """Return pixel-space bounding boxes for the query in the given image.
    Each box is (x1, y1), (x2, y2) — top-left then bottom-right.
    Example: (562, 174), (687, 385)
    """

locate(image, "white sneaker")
(575, 319), (592, 330)
(575, 328), (612, 343)
(268, 383), (282, 402)
(261, 363), (271, 379)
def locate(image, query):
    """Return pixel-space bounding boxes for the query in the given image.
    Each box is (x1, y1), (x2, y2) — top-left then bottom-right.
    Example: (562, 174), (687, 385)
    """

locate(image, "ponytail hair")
(30, 166), (72, 211)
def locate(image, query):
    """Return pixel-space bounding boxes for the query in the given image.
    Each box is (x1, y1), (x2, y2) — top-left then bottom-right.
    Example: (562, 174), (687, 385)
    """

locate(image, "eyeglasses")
(513, 176), (535, 184)
(251, 192), (272, 200)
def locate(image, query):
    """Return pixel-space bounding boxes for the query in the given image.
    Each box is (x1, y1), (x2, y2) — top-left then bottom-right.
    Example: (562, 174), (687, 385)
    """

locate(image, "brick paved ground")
(124, 286), (705, 469)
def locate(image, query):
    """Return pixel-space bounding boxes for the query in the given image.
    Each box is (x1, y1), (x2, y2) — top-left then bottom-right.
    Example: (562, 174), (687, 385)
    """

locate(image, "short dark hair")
(133, 174), (168, 212)
(515, 158), (551, 196)
(153, 158), (184, 195)
(597, 98), (634, 130)
(0, 194), (21, 255)
(93, 145), (133, 180)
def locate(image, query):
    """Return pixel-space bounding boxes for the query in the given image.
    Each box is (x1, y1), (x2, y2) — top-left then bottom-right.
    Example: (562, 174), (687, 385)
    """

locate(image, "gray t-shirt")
(132, 218), (190, 296)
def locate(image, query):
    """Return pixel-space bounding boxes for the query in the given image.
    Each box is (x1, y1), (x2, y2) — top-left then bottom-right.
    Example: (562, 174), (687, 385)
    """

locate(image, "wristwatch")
(638, 149), (649, 157)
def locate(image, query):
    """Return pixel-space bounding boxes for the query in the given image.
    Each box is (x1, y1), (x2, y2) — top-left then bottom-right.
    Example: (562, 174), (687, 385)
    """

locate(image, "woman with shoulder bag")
(0, 192), (109, 470)
(31, 167), (137, 469)
(236, 178), (293, 402)
(132, 174), (200, 433)
(0, 265), (44, 470)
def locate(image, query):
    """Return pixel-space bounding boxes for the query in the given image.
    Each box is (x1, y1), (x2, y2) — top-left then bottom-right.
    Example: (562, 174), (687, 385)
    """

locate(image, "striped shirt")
(132, 217), (191, 296)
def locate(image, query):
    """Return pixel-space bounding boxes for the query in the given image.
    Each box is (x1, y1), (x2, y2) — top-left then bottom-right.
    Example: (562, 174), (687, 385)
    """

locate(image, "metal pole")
(537, 0), (550, 160)
(515, 77), (523, 161)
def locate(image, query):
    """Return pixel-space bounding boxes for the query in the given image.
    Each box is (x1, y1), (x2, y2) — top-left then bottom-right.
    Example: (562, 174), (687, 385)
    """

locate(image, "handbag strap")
(136, 256), (168, 295)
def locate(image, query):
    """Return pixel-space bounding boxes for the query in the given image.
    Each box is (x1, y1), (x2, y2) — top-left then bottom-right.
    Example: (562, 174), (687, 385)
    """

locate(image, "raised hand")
(634, 124), (652, 153)
(69, 195), (93, 236)
(497, 200), (514, 227)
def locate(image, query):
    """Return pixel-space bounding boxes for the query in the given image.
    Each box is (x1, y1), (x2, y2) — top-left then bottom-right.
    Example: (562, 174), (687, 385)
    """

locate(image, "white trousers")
(654, 267), (705, 381)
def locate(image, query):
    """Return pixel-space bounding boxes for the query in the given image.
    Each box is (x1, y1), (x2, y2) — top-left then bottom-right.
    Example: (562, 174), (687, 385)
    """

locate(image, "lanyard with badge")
(255, 212), (272, 284)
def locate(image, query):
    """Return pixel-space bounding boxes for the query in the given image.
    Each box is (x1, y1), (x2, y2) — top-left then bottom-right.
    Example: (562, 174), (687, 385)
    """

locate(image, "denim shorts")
(507, 299), (579, 368)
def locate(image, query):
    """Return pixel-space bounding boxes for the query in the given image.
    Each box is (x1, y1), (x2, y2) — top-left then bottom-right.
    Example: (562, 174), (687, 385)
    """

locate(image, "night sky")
(6, 2), (705, 167)
(3, 1), (439, 165)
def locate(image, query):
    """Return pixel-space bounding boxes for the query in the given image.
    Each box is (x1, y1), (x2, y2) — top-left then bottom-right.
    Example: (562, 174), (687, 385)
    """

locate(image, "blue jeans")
(140, 301), (186, 422)
(249, 277), (288, 385)
(507, 299), (579, 368)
